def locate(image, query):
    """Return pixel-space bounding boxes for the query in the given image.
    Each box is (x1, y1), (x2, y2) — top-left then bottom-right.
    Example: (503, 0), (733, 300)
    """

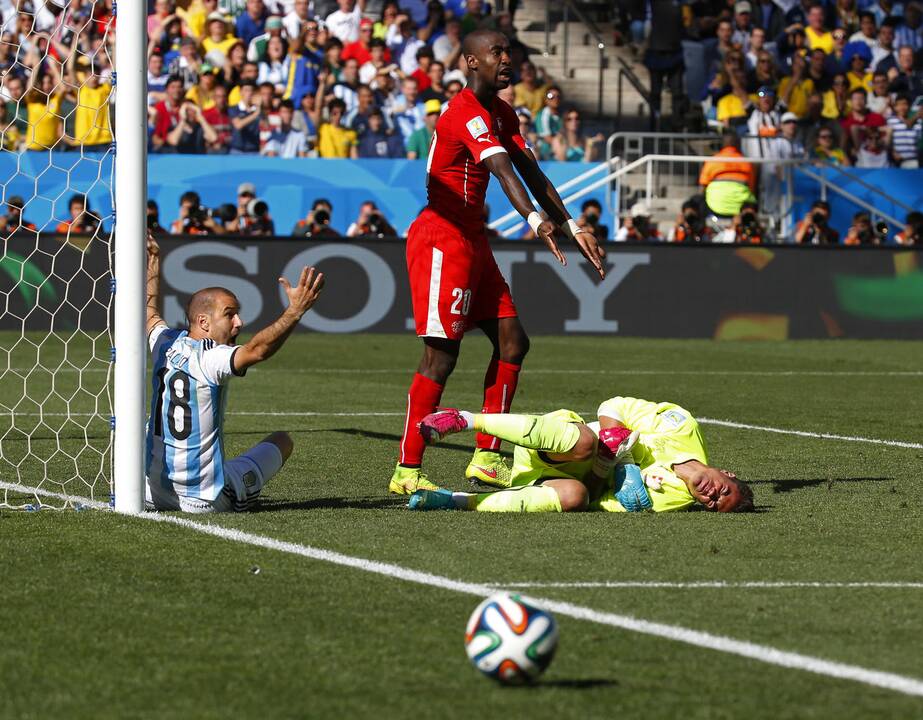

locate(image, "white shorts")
(145, 441), (285, 513)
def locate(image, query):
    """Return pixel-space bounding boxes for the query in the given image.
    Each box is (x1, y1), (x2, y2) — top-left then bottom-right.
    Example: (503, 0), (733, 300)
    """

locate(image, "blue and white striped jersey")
(145, 325), (244, 501)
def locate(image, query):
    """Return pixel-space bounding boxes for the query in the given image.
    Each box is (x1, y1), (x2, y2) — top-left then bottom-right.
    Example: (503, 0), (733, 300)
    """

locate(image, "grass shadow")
(253, 495), (406, 512)
(747, 477), (892, 494)
(520, 678), (619, 690)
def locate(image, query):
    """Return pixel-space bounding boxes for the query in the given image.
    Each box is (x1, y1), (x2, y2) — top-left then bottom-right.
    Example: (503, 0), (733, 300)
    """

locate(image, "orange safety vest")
(698, 146), (756, 191)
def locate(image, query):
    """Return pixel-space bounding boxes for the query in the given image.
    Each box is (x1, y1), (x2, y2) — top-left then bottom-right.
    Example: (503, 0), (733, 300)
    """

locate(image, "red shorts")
(406, 208), (517, 340)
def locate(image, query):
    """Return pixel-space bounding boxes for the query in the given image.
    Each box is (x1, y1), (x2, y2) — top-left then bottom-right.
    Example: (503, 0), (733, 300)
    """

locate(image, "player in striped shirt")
(144, 235), (325, 512)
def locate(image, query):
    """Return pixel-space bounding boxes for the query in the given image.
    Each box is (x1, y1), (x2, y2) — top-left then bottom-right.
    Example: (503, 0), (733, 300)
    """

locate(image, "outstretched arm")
(482, 151), (564, 265)
(146, 234), (165, 335)
(231, 266), (325, 373)
(509, 145), (606, 279)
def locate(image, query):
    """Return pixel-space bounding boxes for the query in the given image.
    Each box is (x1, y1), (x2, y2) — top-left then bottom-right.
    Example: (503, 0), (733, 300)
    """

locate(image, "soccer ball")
(464, 592), (559, 684)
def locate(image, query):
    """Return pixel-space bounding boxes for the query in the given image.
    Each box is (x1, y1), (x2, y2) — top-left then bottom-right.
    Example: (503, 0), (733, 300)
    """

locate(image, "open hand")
(536, 219), (565, 265)
(280, 266), (325, 316)
(571, 224), (606, 279)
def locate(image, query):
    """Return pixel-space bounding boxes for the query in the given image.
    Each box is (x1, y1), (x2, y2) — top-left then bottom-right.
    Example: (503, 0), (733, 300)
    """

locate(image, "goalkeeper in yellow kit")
(407, 397), (754, 514)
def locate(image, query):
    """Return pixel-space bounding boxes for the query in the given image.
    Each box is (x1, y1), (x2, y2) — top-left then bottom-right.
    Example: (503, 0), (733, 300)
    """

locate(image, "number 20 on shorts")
(450, 288), (472, 316)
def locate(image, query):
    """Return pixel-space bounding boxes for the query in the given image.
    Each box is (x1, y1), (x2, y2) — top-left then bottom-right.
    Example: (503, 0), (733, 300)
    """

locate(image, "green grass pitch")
(2, 333), (923, 719)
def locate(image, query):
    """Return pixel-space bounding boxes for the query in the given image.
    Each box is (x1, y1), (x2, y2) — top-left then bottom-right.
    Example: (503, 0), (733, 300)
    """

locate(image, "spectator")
(146, 199), (168, 237)
(64, 57), (113, 152)
(806, 48), (833, 92)
(805, 4), (834, 53)
(577, 199), (609, 241)
(166, 102), (218, 153)
(552, 109), (604, 162)
(300, 19), (325, 64)
(248, 15), (286, 63)
(855, 125), (890, 166)
(406, 98), (440, 159)
(148, 0), (176, 36)
(732, 201), (765, 244)
(148, 53), (170, 107)
(645, 0), (688, 130)
(411, 46), (435, 91)
(841, 87), (886, 157)
(203, 12), (239, 63)
(186, 63), (220, 110)
(0, 195), (35, 234)
(778, 52), (814, 118)
(732, 2), (755, 51)
(348, 84), (385, 137)
(332, 58), (362, 112)
(257, 36), (288, 94)
(237, 0), (268, 47)
(745, 27), (768, 70)
(56, 194), (102, 235)
(229, 80), (262, 153)
(460, 0), (487, 35)
(717, 69), (755, 129)
(812, 126), (850, 164)
(888, 46), (923, 97)
(433, 18), (462, 68)
(894, 211), (923, 244)
(444, 79), (463, 103)
(886, 94), (922, 168)
(513, 61), (548, 116)
(284, 0), (312, 41)
(844, 211), (880, 244)
(894, 2), (923, 51)
(357, 107), (405, 157)
(867, 71), (892, 116)
(844, 42), (873, 91)
(326, 0), (367, 44)
(535, 86), (562, 158)
(229, 61), (259, 104)
(420, 61), (447, 103)
(390, 18), (425, 76)
(292, 198), (340, 236)
(835, 0), (860, 36)
(699, 132), (757, 217)
(343, 18), (382, 66)
(871, 20), (898, 72)
(315, 97), (359, 157)
(516, 108), (538, 158)
(669, 199), (715, 243)
(748, 50), (778, 93)
(203, 84), (232, 153)
(747, 87), (782, 156)
(346, 200), (397, 236)
(374, 1), (400, 42)
(391, 76), (424, 141)
(829, 27), (850, 70)
(152, 75), (185, 153)
(615, 202), (661, 242)
(323, 37), (346, 78)
(292, 92), (319, 148)
(795, 200), (840, 243)
(23, 58), (63, 151)
(262, 99), (309, 157)
(168, 37), (204, 91)
(850, 11), (878, 49)
(359, 38), (396, 89)
(284, 36), (323, 108)
(822, 73), (851, 119)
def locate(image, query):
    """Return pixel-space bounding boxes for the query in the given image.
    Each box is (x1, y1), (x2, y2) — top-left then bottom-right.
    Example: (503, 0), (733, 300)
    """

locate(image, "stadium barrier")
(8, 233), (923, 340)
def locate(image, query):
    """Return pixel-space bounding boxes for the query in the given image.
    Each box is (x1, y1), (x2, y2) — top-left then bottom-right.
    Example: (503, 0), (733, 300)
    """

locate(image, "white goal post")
(0, 0), (146, 512)
(112, 0), (147, 513)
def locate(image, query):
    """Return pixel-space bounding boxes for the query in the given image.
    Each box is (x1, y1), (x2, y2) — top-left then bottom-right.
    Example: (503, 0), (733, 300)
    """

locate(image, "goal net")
(0, 1), (145, 510)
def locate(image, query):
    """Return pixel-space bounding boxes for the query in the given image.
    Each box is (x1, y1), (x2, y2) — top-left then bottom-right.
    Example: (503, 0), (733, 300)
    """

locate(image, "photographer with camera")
(236, 189), (275, 236)
(170, 191), (224, 236)
(577, 199), (609, 241)
(844, 211), (881, 245)
(732, 201), (765, 244)
(615, 202), (661, 242)
(347, 200), (397, 237)
(669, 199), (714, 243)
(292, 198), (341, 238)
(795, 200), (840, 244)
(895, 212), (923, 246)
(147, 200), (168, 237)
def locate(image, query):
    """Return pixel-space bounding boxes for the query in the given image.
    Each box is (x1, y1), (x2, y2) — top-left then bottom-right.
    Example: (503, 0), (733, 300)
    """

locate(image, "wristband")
(591, 442), (617, 479)
(526, 211), (543, 234)
(563, 219), (582, 239)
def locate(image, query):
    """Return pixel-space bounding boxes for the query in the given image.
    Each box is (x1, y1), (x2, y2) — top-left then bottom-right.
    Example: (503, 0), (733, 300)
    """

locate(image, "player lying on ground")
(390, 28), (607, 496)
(407, 396), (754, 513)
(144, 235), (325, 512)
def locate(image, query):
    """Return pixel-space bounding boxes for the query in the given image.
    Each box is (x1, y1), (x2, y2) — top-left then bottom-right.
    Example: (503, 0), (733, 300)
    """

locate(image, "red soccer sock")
(476, 359), (521, 451)
(398, 372), (445, 467)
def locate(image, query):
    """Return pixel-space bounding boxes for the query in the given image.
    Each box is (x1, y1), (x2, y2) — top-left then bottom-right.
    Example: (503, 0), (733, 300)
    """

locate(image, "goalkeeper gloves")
(613, 463), (652, 512)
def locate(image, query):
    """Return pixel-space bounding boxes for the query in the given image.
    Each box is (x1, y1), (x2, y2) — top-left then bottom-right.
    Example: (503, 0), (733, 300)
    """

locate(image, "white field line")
(2, 480), (923, 699)
(7, 367), (923, 377)
(4, 410), (921, 450)
(491, 581), (923, 590)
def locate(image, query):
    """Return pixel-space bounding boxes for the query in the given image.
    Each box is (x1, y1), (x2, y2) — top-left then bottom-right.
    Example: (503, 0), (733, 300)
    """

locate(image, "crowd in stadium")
(622, 0), (923, 168)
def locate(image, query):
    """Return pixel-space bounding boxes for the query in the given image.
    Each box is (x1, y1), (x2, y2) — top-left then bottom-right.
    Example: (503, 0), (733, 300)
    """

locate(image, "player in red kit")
(389, 29), (608, 495)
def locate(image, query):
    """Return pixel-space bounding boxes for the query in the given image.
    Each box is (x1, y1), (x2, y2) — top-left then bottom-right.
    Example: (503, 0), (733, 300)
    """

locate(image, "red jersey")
(424, 88), (528, 233)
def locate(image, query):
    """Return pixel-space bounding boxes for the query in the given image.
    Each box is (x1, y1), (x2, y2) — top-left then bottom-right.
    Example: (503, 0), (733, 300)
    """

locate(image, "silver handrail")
(543, 0), (607, 117)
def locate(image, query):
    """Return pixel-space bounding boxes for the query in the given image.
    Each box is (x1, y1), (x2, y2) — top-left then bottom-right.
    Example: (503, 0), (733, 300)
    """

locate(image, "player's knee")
(569, 425), (597, 462)
(420, 343), (458, 381)
(556, 481), (589, 512)
(265, 431), (293, 462)
(500, 327), (530, 364)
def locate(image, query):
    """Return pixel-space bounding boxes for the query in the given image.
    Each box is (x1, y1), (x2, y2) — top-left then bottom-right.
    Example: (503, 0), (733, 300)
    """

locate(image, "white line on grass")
(491, 581), (923, 589)
(3, 478), (923, 699)
(697, 418), (923, 450)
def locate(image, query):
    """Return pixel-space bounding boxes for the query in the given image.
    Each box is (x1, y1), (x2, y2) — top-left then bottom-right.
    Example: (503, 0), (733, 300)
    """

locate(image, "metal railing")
(616, 57), (656, 130)
(543, 0), (607, 117)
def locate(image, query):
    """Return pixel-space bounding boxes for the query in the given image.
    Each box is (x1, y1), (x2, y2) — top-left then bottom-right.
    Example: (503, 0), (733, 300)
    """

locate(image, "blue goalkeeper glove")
(613, 463), (652, 512)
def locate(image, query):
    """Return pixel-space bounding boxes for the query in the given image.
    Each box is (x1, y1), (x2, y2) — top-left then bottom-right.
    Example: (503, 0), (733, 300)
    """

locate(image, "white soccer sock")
(459, 410), (475, 430)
